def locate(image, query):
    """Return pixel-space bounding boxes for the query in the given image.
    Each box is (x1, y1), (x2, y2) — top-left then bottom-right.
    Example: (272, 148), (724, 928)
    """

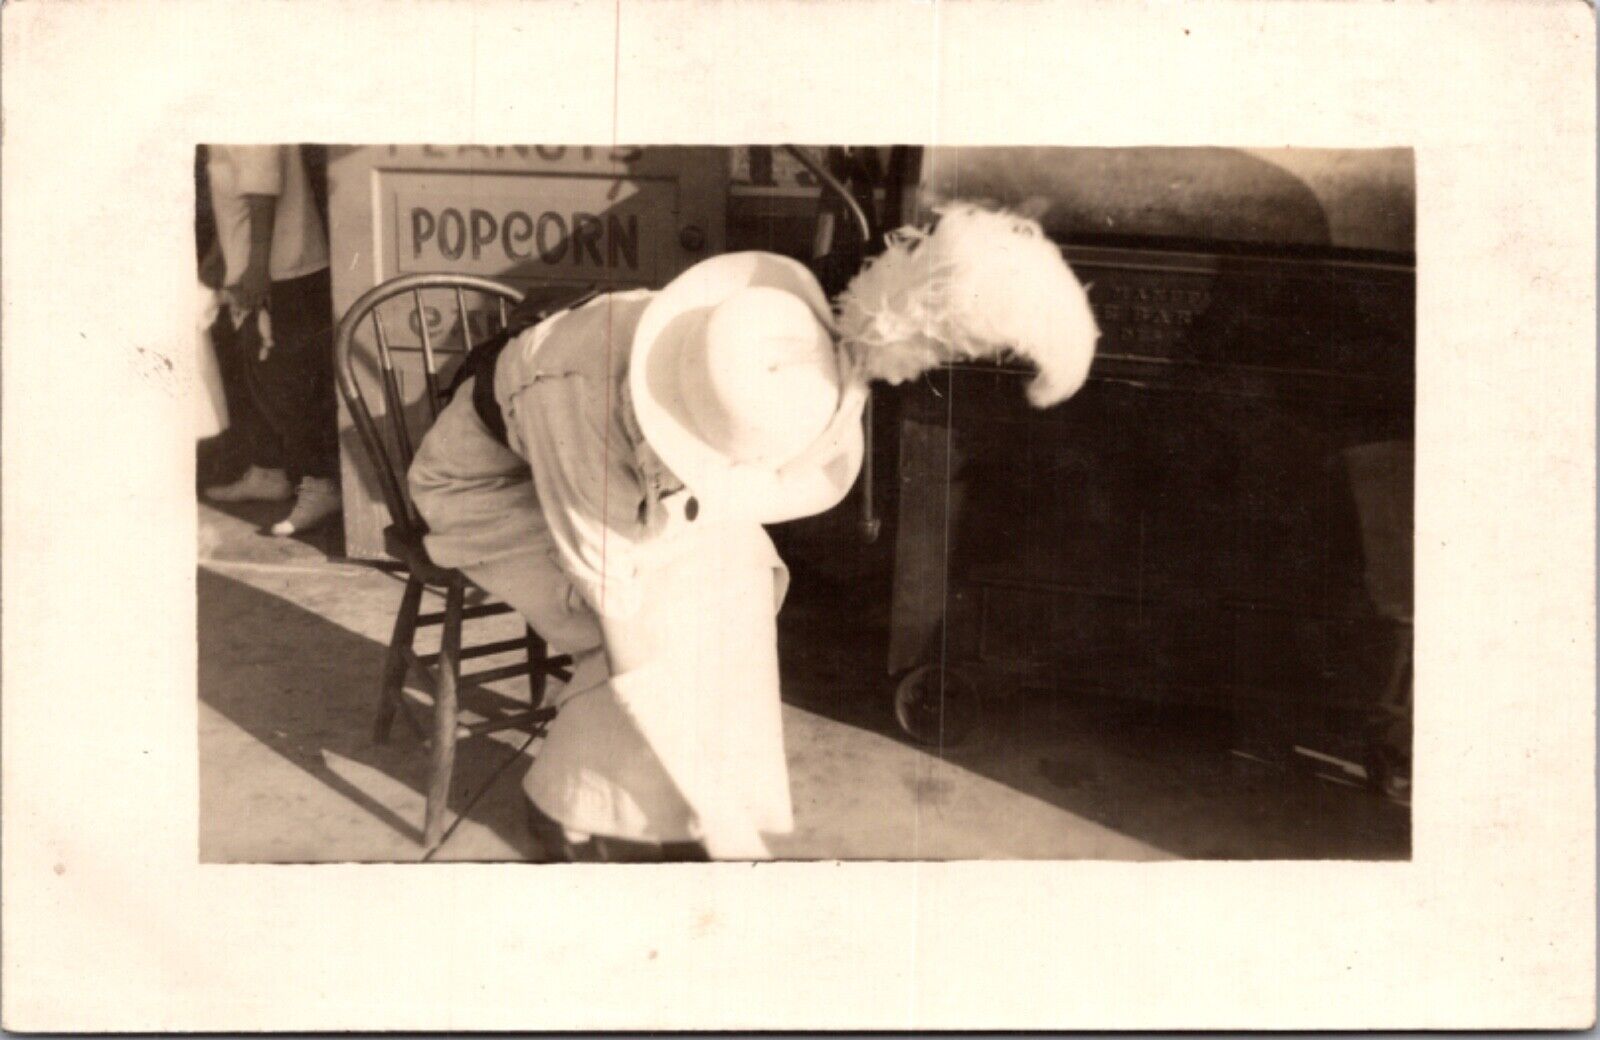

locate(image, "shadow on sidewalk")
(198, 566), (538, 861)
(775, 563), (1411, 860)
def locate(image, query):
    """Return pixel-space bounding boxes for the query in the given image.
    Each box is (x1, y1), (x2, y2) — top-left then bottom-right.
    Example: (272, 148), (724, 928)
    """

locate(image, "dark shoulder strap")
(469, 338), (513, 445)
(444, 284), (601, 446)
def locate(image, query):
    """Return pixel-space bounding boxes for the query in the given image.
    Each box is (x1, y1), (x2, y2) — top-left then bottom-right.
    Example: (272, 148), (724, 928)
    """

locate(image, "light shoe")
(271, 476), (342, 536)
(204, 465), (292, 503)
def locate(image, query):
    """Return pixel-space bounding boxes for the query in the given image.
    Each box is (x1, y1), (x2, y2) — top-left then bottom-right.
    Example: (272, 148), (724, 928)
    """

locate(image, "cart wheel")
(894, 665), (978, 747)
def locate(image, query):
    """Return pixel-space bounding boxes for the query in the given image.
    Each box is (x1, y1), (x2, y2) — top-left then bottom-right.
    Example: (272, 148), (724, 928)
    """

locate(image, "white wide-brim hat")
(630, 252), (867, 525)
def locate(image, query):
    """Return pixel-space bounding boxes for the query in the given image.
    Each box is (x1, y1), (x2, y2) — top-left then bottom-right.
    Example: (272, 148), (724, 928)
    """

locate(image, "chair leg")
(375, 577), (425, 744)
(525, 626), (548, 710)
(423, 578), (465, 850)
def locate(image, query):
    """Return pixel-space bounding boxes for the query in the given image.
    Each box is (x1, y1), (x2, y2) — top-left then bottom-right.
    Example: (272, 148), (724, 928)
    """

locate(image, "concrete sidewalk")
(197, 500), (1408, 863)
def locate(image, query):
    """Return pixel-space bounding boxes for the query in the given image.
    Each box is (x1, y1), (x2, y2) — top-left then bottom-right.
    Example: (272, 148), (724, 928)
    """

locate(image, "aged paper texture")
(1, 0), (1594, 1030)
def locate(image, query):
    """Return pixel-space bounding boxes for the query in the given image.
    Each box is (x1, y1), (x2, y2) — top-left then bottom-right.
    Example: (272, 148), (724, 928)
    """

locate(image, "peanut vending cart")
(886, 148), (1415, 790)
(326, 145), (728, 559)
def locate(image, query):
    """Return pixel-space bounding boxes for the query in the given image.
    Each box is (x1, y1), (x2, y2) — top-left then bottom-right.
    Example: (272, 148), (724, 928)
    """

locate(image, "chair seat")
(383, 524), (462, 587)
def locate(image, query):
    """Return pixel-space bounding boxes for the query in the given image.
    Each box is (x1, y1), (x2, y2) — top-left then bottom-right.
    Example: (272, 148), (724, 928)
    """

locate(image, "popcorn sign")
(408, 206), (641, 269)
(391, 172), (675, 284)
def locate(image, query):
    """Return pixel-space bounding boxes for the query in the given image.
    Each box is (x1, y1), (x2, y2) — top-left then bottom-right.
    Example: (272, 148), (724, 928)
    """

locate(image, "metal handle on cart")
(782, 144), (880, 545)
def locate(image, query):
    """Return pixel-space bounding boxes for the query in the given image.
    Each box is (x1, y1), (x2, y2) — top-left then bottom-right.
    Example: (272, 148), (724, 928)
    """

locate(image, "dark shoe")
(524, 798), (576, 862)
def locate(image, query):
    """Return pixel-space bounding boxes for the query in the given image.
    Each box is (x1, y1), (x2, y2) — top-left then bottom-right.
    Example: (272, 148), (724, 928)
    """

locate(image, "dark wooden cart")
(882, 150), (1415, 795)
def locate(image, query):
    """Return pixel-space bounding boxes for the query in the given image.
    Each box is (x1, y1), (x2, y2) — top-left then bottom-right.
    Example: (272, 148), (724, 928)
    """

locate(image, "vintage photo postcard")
(2, 0), (1593, 1031)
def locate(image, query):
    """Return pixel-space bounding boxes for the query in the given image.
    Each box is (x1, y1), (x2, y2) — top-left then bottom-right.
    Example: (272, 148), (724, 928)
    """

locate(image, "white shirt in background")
(207, 144), (329, 285)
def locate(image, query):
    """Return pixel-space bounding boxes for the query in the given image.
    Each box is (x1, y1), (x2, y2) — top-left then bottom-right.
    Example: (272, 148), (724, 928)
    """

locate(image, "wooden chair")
(333, 273), (574, 850)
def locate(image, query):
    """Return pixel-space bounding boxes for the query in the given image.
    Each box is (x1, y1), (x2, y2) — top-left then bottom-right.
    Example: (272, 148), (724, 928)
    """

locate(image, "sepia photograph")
(4, 0), (1592, 1030)
(196, 143), (1415, 863)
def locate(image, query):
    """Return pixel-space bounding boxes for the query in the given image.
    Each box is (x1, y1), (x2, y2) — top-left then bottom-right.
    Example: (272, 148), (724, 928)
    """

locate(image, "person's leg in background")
(244, 268), (342, 535)
(201, 308), (293, 503)
(195, 148), (284, 500)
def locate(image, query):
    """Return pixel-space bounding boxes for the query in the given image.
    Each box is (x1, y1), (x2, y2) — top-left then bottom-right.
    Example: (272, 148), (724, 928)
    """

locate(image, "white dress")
(409, 293), (794, 844)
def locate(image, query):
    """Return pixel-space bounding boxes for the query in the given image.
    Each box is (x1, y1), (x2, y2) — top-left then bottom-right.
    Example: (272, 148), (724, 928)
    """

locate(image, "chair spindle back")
(334, 273), (525, 536)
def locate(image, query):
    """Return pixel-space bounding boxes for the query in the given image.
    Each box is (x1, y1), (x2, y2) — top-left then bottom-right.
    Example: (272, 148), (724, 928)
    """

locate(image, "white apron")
(409, 294), (794, 846)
